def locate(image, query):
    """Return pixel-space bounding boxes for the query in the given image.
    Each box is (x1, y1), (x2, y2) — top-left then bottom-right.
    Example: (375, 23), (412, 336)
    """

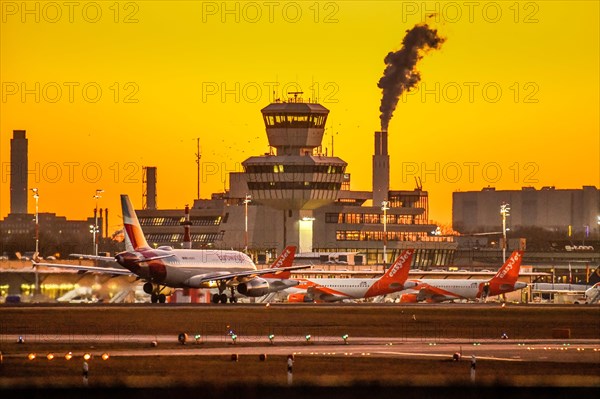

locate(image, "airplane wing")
(187, 265), (310, 286)
(306, 285), (351, 302)
(33, 262), (134, 276)
(69, 254), (116, 262)
(414, 284), (459, 303)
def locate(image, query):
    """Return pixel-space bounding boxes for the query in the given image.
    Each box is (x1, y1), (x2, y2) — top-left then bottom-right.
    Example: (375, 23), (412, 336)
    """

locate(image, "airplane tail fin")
(378, 248), (415, 284)
(263, 246), (296, 279)
(490, 251), (523, 284)
(121, 194), (150, 251)
(364, 249), (415, 298)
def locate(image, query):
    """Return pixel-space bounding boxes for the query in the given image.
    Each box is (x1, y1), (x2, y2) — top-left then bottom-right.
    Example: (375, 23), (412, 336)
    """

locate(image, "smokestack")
(99, 208), (104, 238)
(372, 131), (390, 206)
(181, 204), (192, 249)
(10, 130), (28, 214)
(105, 208), (109, 239)
(142, 166), (157, 210)
(378, 24), (445, 131)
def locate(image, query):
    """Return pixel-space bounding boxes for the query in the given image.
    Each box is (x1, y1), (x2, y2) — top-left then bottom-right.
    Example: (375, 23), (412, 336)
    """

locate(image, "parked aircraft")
(398, 250), (526, 303)
(286, 249), (416, 302)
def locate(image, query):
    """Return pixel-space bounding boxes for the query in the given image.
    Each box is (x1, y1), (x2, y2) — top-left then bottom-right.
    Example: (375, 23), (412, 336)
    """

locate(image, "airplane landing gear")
(212, 293), (228, 304)
(212, 283), (237, 304)
(229, 286), (238, 303)
(151, 293), (166, 303)
(149, 285), (167, 303)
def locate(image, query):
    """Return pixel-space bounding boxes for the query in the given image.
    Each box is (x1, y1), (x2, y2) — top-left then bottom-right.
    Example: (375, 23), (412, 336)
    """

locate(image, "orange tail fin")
(491, 251), (523, 284)
(263, 246), (296, 279)
(380, 248), (414, 283)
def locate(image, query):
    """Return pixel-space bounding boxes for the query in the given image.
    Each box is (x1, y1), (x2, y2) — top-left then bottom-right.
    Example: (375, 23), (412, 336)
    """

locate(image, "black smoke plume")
(378, 24), (445, 131)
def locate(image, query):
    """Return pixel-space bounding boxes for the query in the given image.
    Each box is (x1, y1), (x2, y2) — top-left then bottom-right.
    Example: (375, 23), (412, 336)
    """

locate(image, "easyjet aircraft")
(398, 250), (526, 303)
(34, 195), (306, 303)
(286, 249), (416, 302)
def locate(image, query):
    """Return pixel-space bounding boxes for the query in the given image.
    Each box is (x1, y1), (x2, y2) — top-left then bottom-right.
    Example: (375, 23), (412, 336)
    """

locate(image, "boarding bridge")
(56, 286), (94, 303)
(109, 288), (133, 303)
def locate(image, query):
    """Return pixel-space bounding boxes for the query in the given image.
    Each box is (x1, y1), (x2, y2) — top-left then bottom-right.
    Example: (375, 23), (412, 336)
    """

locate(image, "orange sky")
(1, 1), (599, 232)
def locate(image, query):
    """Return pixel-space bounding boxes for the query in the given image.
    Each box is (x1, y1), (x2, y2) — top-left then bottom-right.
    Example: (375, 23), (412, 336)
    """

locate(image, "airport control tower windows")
(245, 164), (347, 174)
(248, 182), (342, 190)
(263, 114), (327, 129)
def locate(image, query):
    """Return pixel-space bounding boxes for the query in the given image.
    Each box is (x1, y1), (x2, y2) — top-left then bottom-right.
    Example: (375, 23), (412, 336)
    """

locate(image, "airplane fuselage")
(116, 248), (255, 288)
(404, 278), (527, 302)
(287, 277), (412, 301)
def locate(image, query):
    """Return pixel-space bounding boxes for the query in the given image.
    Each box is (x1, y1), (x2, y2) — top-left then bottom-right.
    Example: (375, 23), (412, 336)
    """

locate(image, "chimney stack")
(10, 130), (28, 214)
(142, 166), (157, 210)
(181, 204), (192, 249)
(372, 131), (390, 206)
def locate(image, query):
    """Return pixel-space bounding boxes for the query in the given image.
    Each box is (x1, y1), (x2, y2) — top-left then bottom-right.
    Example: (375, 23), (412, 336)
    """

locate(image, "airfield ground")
(0, 303), (599, 397)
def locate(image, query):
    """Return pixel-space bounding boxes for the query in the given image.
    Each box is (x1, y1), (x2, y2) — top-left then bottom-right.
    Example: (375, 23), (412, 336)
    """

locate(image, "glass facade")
(248, 182), (342, 190)
(334, 230), (449, 243)
(146, 232), (223, 244)
(325, 212), (427, 225)
(245, 164), (346, 174)
(139, 216), (222, 227)
(263, 113), (327, 129)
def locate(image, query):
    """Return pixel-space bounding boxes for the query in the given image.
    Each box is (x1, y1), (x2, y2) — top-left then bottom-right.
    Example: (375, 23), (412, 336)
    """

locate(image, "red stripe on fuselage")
(148, 262), (167, 283)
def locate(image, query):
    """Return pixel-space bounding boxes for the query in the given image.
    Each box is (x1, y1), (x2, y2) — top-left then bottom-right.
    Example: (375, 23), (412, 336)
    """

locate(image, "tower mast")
(196, 138), (201, 199)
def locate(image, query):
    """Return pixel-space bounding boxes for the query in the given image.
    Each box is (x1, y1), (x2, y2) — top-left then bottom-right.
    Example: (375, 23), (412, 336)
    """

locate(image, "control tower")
(241, 95), (347, 250)
(243, 96), (347, 210)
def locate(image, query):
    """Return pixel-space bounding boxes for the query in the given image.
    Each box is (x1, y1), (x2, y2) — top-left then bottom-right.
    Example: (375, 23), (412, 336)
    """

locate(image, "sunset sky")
(1, 1), (598, 233)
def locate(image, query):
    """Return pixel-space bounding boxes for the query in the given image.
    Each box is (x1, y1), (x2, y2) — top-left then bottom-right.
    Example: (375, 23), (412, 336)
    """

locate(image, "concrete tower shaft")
(372, 131), (390, 206)
(10, 130), (28, 214)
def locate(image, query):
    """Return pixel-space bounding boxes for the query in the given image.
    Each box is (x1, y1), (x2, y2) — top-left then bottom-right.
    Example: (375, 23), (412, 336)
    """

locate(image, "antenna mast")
(196, 138), (201, 199)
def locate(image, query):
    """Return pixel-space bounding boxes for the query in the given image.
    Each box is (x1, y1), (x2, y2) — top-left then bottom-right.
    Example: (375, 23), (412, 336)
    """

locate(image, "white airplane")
(398, 250), (526, 303)
(285, 249), (416, 302)
(34, 194), (306, 303)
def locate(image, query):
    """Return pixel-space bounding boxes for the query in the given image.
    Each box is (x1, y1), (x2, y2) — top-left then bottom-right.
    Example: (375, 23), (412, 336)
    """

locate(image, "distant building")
(453, 186), (600, 234)
(0, 212), (103, 258)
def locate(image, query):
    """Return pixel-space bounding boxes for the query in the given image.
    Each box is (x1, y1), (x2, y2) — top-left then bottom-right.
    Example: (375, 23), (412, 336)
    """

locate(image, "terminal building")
(137, 97), (456, 268)
(453, 186), (599, 235)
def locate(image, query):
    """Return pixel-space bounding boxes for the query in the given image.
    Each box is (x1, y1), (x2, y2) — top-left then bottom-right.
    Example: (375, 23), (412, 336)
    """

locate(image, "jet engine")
(237, 278), (269, 297)
(398, 293), (418, 303)
(287, 293), (314, 303)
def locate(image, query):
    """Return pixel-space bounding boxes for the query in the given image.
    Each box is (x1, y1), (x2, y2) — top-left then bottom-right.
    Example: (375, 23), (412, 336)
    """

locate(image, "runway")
(1, 303), (599, 390)
(3, 333), (599, 363)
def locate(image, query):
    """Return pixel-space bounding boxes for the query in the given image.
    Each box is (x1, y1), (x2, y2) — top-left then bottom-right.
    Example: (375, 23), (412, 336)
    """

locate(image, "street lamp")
(93, 189), (104, 256)
(381, 200), (390, 265)
(500, 202), (510, 262)
(243, 194), (252, 253)
(31, 188), (39, 256)
(31, 188), (40, 295)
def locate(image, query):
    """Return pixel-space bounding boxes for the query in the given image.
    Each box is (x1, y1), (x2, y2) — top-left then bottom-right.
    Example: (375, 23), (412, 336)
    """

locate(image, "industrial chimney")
(372, 131), (390, 206)
(181, 204), (192, 249)
(142, 166), (157, 210)
(10, 130), (28, 214)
